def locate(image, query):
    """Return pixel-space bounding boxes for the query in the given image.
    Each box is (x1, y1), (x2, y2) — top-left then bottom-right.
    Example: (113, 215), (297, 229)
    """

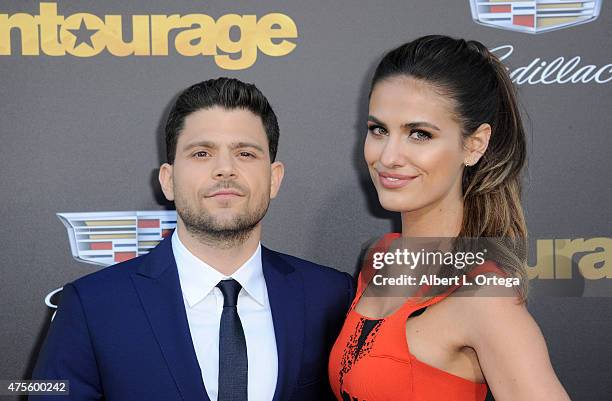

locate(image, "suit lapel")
(130, 236), (210, 401)
(262, 247), (305, 401)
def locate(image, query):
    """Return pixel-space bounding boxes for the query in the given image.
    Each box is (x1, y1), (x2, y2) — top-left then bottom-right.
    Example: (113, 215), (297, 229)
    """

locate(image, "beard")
(175, 195), (269, 249)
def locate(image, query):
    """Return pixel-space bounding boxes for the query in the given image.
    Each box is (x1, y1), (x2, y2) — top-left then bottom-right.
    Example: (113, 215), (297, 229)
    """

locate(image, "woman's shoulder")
(442, 259), (526, 328)
(444, 267), (529, 345)
(454, 259), (521, 295)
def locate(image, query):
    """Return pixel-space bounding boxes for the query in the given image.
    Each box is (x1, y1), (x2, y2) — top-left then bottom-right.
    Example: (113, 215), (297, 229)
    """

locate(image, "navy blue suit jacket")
(31, 236), (354, 401)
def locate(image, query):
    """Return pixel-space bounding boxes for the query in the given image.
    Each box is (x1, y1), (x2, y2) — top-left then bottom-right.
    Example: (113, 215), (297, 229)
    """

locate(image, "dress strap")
(392, 259), (508, 319)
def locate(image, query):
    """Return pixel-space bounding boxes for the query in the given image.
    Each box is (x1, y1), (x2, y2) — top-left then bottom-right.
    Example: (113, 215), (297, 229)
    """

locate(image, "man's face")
(159, 106), (284, 241)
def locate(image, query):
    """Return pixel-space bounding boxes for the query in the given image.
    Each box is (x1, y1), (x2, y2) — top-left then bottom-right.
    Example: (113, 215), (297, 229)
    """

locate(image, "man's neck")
(175, 222), (262, 276)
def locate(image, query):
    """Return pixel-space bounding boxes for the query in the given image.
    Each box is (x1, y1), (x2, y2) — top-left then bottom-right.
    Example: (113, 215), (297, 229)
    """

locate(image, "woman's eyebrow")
(368, 115), (440, 132)
(404, 121), (441, 131)
(367, 115), (387, 126)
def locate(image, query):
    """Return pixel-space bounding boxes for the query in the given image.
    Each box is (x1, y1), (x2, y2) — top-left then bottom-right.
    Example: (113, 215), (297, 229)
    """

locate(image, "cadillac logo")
(57, 211), (177, 266)
(46, 211), (177, 318)
(470, 0), (603, 33)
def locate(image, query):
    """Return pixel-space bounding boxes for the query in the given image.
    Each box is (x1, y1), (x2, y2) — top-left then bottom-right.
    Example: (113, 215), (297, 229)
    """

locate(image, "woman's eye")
(409, 130), (432, 141)
(368, 125), (387, 136)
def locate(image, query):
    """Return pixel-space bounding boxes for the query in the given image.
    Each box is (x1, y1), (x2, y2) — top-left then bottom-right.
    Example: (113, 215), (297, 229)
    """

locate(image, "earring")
(465, 156), (478, 167)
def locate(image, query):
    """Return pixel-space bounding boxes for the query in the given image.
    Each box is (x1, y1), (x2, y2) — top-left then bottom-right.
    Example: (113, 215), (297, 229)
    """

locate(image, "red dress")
(328, 233), (501, 401)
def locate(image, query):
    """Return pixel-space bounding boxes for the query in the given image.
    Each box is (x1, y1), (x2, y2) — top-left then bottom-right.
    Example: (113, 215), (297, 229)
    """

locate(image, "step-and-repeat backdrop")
(1, 1), (610, 400)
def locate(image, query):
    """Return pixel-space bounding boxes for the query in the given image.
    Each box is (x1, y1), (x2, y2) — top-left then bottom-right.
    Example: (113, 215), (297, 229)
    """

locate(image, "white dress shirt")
(172, 231), (278, 401)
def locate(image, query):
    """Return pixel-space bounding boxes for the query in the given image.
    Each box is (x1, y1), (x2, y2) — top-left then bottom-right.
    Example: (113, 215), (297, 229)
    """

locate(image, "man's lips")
(205, 190), (244, 198)
(377, 171), (418, 189)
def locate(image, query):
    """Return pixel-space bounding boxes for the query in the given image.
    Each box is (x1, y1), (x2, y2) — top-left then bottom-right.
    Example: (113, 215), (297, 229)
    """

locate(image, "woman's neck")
(401, 193), (463, 238)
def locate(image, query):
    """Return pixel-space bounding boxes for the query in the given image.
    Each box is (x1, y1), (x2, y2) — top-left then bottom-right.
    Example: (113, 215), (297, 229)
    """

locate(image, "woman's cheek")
(363, 136), (381, 165)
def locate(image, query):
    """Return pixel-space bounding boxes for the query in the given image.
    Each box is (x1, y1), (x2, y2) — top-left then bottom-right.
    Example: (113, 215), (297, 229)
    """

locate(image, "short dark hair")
(165, 77), (280, 163)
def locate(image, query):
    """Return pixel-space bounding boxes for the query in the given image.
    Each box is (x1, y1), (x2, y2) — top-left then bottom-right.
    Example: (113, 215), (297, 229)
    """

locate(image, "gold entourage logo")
(0, 2), (298, 70)
(528, 237), (611, 280)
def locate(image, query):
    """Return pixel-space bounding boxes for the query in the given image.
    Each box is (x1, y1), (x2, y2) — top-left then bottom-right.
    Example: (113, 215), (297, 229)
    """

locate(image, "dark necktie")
(216, 279), (248, 401)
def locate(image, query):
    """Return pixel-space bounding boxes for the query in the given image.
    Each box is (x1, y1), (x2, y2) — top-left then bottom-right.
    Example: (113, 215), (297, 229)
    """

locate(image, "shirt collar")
(172, 230), (266, 308)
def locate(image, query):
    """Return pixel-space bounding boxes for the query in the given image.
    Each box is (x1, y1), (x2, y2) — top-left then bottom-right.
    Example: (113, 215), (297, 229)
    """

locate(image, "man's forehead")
(179, 107), (268, 146)
(184, 106), (263, 127)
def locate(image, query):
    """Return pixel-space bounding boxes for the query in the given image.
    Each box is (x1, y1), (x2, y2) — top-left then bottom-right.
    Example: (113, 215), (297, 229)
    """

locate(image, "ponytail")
(371, 36), (529, 301)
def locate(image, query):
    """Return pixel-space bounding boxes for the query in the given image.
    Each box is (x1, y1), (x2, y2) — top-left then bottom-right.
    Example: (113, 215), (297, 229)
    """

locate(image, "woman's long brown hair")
(370, 35), (529, 301)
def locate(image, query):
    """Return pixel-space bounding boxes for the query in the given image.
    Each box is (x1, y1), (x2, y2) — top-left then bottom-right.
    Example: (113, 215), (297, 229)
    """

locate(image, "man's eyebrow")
(229, 142), (265, 153)
(183, 140), (217, 151)
(368, 115), (440, 131)
(182, 140), (265, 153)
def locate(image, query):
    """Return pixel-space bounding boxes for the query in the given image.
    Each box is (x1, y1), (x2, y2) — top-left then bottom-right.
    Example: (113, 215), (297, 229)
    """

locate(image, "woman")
(328, 35), (570, 401)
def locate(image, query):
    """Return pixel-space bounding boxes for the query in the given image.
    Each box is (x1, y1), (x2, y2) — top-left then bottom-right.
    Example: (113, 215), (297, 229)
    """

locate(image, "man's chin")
(202, 211), (260, 232)
(206, 211), (244, 224)
(207, 222), (248, 233)
(185, 219), (254, 237)
(177, 203), (267, 236)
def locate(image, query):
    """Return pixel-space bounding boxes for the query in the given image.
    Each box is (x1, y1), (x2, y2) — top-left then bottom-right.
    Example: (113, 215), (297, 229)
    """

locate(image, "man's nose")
(212, 152), (238, 179)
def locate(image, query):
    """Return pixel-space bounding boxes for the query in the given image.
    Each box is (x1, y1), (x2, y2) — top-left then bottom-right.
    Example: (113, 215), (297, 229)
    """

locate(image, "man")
(32, 78), (354, 401)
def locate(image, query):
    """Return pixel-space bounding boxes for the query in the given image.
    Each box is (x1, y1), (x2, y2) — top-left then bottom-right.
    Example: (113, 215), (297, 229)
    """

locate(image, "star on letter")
(67, 19), (99, 49)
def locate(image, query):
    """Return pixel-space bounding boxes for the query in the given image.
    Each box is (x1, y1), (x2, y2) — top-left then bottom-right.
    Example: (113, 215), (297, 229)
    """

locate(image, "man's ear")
(464, 123), (491, 166)
(158, 163), (175, 201)
(269, 161), (285, 199)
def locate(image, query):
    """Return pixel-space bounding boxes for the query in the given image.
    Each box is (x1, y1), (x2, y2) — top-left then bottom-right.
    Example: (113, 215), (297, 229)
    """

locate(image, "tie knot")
(216, 279), (242, 307)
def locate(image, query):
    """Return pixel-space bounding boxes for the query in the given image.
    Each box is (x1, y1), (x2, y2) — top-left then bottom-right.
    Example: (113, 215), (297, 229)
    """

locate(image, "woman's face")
(364, 76), (468, 213)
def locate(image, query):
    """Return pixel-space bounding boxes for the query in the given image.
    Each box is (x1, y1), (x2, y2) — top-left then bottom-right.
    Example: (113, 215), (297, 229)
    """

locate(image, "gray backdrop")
(1, 1), (611, 400)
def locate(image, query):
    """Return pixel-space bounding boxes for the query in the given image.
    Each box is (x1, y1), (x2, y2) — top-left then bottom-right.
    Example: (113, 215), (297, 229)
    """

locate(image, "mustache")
(202, 181), (248, 196)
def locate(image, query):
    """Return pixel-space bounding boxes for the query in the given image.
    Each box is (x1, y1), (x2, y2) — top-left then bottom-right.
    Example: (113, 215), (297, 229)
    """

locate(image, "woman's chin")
(377, 196), (419, 213)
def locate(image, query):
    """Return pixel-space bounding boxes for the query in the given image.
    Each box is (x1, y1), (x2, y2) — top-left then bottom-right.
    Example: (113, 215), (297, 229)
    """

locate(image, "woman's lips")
(378, 172), (418, 189)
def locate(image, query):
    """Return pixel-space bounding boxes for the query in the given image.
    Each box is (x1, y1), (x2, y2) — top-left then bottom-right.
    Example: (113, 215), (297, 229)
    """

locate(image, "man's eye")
(239, 152), (255, 158)
(193, 151), (210, 158)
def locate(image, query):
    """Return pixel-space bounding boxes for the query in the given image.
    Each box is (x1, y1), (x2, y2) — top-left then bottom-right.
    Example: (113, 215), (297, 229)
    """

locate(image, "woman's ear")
(464, 123), (491, 166)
